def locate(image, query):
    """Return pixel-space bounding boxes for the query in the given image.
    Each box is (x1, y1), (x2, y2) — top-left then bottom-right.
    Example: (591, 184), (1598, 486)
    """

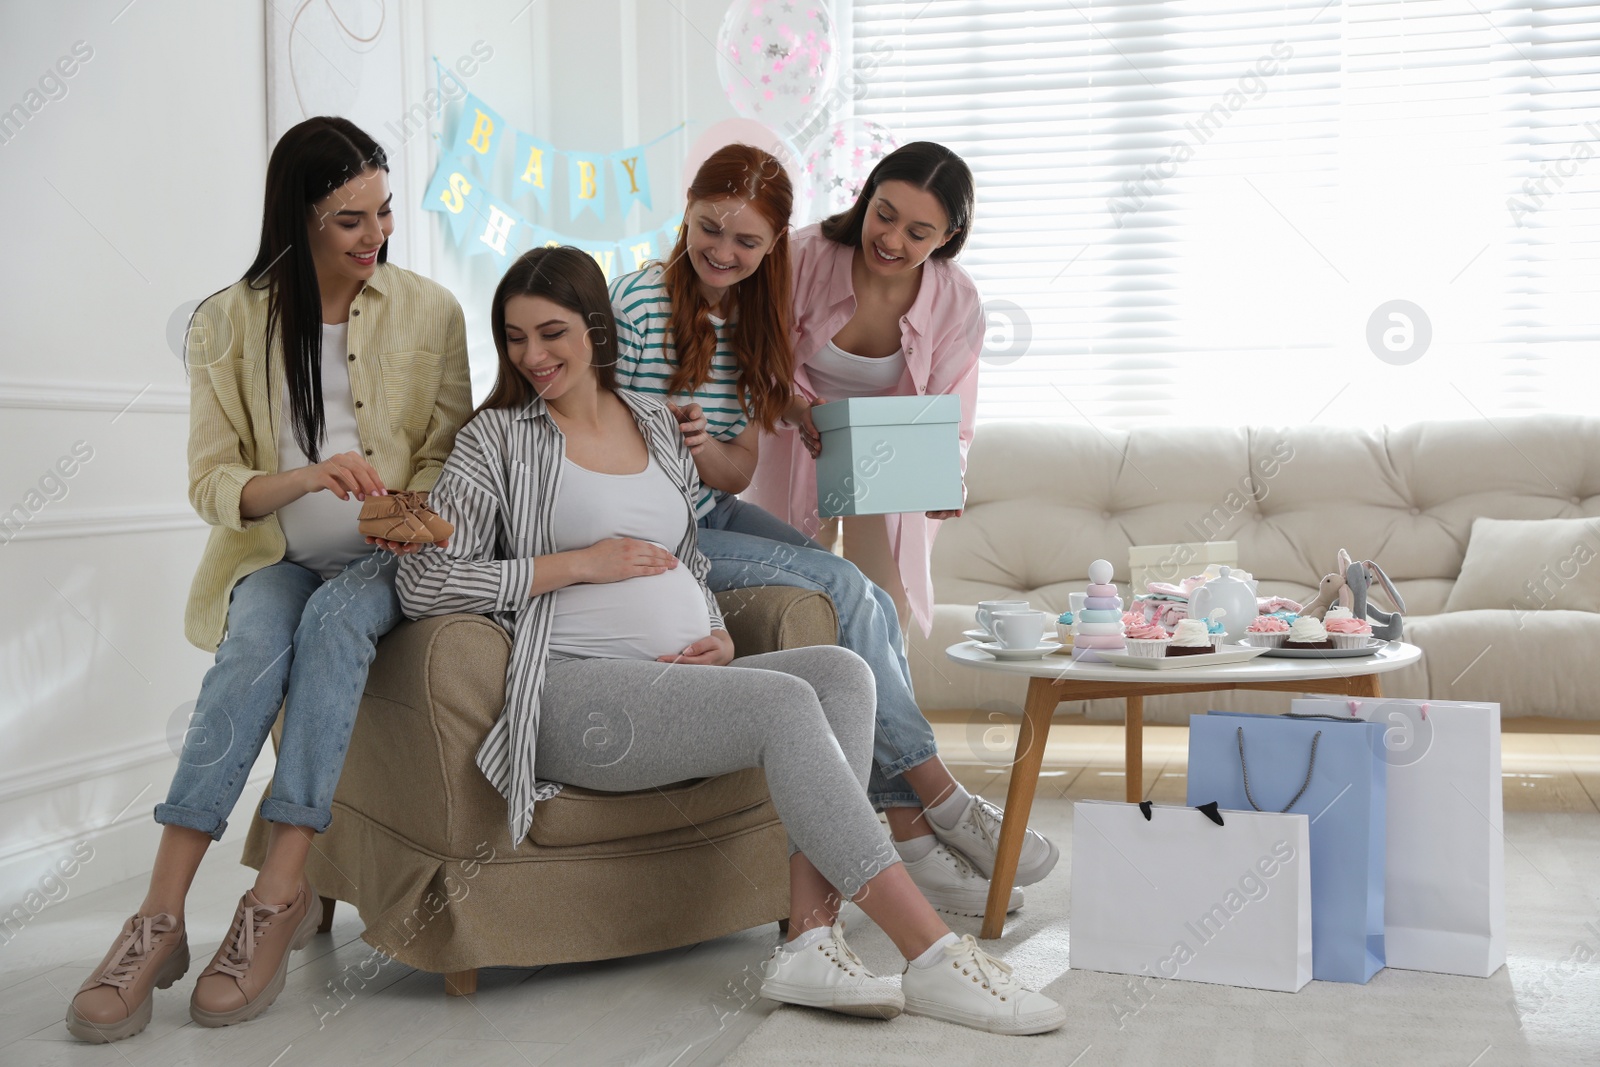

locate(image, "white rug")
(724, 800), (1600, 1067)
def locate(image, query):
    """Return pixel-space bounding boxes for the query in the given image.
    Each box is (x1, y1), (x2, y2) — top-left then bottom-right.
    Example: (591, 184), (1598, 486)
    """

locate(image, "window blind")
(848, 0), (1600, 426)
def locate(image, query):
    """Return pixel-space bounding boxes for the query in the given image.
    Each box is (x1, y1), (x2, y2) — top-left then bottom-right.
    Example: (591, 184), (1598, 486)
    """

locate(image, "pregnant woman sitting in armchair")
(395, 247), (1065, 1036)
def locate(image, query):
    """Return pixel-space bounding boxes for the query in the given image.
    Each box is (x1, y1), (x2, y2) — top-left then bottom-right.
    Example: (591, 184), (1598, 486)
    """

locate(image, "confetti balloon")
(803, 118), (899, 219)
(716, 0), (838, 137)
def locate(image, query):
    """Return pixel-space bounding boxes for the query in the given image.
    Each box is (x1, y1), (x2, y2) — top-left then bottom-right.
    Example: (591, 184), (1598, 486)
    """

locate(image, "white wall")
(0, 0), (802, 916)
(0, 1), (271, 911)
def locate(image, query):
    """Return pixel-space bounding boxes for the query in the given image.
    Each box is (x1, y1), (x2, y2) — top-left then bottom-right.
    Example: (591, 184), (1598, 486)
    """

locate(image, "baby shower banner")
(421, 67), (683, 280)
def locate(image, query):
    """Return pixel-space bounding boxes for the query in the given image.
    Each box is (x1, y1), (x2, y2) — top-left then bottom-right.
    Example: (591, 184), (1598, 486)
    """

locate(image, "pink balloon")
(680, 118), (810, 220)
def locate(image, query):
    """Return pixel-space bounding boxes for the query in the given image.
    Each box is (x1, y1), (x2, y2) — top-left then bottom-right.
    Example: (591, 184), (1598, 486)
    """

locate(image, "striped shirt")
(609, 265), (749, 517)
(396, 389), (725, 843)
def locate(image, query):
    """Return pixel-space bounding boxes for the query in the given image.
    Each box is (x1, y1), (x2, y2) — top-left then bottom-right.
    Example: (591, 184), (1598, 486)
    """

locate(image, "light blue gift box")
(812, 395), (963, 518)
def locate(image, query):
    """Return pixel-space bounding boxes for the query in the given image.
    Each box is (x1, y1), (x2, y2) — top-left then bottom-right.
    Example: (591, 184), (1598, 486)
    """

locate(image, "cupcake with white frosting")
(1284, 615), (1334, 650)
(1165, 618), (1215, 657)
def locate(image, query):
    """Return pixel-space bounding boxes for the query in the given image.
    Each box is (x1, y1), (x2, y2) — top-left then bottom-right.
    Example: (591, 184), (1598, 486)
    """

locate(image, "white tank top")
(275, 322), (370, 579)
(806, 339), (906, 401)
(548, 453), (713, 660)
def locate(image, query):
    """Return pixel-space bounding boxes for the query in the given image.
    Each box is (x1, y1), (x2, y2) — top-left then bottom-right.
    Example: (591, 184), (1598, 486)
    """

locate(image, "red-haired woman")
(608, 144), (1056, 920)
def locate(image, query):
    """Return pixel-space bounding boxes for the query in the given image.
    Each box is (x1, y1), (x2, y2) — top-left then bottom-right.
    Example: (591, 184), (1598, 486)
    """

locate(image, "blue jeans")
(155, 550), (402, 840)
(698, 493), (936, 809)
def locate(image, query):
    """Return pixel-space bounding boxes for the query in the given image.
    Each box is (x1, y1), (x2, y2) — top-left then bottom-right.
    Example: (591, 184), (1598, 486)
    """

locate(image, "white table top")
(945, 640), (1422, 684)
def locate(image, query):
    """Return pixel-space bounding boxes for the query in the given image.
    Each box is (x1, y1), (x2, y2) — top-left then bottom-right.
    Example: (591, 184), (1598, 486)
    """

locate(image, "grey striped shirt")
(396, 389), (725, 843)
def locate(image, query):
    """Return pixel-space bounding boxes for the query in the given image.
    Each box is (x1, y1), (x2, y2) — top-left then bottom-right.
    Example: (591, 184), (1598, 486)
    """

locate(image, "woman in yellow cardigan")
(66, 117), (470, 1043)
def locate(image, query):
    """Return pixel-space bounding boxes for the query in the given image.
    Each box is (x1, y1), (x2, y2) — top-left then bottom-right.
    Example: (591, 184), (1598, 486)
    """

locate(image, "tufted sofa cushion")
(913, 416), (1600, 722)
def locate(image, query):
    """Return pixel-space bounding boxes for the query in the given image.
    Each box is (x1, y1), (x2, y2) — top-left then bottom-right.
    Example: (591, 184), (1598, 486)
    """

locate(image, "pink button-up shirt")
(744, 223), (984, 636)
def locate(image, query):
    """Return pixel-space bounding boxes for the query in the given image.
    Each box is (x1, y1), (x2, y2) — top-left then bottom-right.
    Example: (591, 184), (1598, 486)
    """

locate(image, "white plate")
(966, 627), (1059, 644)
(1092, 644), (1271, 670)
(972, 639), (1064, 661)
(1259, 639), (1386, 659)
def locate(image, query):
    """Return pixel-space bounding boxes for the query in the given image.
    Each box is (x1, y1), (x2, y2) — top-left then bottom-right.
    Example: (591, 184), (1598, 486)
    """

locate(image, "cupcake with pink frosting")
(1123, 616), (1172, 658)
(1323, 606), (1374, 649)
(1245, 614), (1290, 648)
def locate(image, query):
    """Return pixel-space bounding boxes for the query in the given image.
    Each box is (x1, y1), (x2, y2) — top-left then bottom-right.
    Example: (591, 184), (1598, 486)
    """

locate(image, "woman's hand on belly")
(655, 629), (735, 667)
(578, 537), (680, 583)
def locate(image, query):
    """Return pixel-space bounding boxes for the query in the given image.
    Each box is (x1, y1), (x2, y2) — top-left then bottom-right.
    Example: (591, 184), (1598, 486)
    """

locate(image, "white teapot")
(1186, 565), (1258, 644)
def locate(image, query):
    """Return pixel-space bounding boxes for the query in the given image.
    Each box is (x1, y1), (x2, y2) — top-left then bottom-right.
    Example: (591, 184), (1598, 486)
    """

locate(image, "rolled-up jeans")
(155, 549), (402, 840)
(697, 493), (936, 809)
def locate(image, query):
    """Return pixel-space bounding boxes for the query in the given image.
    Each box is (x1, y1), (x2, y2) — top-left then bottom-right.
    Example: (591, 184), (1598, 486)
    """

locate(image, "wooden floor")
(936, 718), (1600, 814)
(5, 724), (1595, 1066)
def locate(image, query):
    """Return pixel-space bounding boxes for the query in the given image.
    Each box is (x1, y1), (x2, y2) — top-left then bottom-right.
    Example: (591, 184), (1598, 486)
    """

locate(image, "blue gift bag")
(1187, 711), (1386, 984)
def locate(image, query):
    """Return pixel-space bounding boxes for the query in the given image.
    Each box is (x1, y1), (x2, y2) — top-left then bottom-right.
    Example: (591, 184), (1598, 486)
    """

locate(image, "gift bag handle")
(1139, 799), (1226, 825)
(1237, 726), (1322, 813)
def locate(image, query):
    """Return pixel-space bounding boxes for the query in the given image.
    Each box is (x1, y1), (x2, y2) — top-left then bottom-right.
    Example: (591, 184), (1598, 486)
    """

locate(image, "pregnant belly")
(548, 566), (714, 661)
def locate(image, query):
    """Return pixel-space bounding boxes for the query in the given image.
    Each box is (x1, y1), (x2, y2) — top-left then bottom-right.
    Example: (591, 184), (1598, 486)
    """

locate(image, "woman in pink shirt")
(745, 142), (984, 639)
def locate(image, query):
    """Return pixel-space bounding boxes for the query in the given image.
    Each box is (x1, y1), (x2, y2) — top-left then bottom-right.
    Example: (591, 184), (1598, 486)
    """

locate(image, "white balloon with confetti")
(716, 0), (838, 136)
(803, 118), (899, 218)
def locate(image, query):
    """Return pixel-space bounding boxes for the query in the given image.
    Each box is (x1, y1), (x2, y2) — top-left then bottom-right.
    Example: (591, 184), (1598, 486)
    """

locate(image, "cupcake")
(1245, 614), (1290, 648)
(1284, 615), (1334, 650)
(1166, 618), (1215, 657)
(1123, 618), (1172, 658)
(1323, 606), (1374, 649)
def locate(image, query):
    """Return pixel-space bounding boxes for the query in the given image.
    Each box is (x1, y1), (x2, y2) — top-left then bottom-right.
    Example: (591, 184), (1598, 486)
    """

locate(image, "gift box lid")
(810, 394), (961, 432)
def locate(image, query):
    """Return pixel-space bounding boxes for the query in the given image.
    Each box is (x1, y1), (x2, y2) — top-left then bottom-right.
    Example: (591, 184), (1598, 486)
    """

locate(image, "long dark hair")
(819, 141), (974, 259)
(242, 116), (390, 462)
(478, 246), (620, 414)
(660, 144), (794, 432)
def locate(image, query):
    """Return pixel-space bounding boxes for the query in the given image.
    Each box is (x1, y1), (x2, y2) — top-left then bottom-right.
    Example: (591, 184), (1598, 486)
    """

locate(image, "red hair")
(661, 144), (794, 432)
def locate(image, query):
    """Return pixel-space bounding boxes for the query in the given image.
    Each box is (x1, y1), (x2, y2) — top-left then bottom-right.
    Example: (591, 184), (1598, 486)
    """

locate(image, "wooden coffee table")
(944, 640), (1423, 938)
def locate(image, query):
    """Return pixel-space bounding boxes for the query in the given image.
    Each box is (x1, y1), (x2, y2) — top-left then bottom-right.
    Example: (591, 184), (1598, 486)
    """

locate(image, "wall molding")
(1, 505), (205, 543)
(0, 738), (179, 808)
(0, 378), (188, 415)
(0, 768), (272, 904)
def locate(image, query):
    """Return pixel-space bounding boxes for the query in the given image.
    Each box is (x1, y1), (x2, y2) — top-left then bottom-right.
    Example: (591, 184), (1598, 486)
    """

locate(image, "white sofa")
(912, 417), (1600, 724)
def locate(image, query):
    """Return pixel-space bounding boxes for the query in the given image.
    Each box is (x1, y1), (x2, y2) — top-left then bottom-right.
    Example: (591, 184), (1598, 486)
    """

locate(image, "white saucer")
(965, 627), (1059, 644)
(973, 639), (1064, 661)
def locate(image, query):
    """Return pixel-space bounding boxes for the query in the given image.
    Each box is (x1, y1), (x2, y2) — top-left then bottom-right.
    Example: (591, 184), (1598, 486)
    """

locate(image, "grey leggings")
(537, 645), (899, 898)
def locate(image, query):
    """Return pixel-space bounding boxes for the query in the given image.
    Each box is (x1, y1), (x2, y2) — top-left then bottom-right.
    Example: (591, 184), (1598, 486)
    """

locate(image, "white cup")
(976, 599), (1030, 635)
(992, 609), (1049, 650)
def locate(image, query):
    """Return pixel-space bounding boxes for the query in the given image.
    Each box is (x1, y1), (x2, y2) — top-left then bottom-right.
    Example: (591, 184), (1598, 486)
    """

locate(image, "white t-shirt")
(548, 453), (714, 660)
(806, 339), (907, 402)
(275, 321), (370, 580)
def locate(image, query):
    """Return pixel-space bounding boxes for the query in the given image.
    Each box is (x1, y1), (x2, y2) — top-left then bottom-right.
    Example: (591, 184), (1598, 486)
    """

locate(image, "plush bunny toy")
(1347, 557), (1406, 641)
(1299, 548), (1406, 639)
(1298, 549), (1356, 620)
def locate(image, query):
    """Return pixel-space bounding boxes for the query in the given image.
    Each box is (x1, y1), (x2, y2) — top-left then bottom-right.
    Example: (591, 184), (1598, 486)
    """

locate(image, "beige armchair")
(241, 585), (838, 995)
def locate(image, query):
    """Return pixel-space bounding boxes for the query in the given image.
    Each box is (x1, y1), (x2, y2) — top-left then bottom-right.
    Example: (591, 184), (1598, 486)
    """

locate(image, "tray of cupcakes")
(1249, 607), (1385, 658)
(1092, 615), (1270, 670)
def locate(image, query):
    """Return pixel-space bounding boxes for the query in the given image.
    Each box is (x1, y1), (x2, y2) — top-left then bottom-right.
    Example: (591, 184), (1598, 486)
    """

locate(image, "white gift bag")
(1070, 800), (1312, 993)
(1290, 698), (1505, 978)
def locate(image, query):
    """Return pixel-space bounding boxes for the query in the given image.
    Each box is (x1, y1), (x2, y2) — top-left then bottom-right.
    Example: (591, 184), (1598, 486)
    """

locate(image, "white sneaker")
(902, 935), (1067, 1035)
(760, 922), (904, 1019)
(931, 794), (1059, 886)
(902, 842), (1024, 917)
